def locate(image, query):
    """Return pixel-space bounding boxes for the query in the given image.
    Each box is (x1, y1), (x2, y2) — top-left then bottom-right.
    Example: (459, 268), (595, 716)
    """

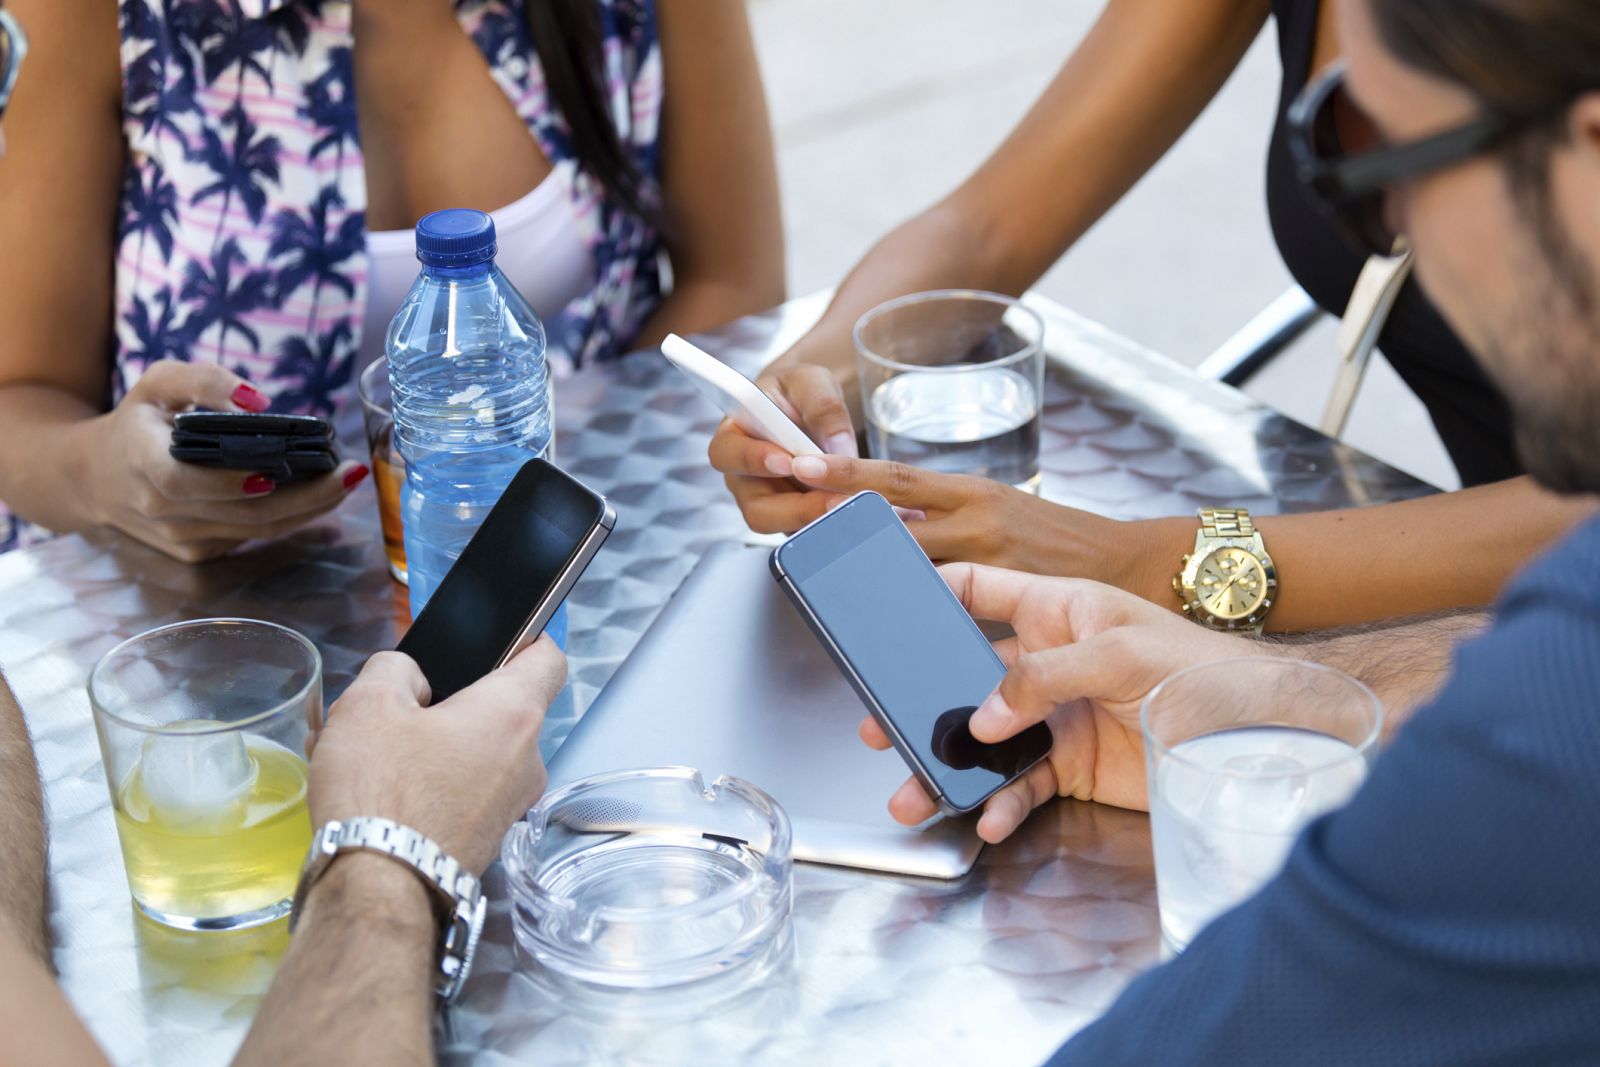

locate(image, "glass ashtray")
(501, 767), (794, 991)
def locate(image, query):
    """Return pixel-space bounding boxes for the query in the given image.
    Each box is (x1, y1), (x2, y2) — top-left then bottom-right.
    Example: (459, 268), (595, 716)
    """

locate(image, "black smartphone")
(170, 410), (338, 483)
(397, 458), (615, 704)
(770, 491), (1052, 816)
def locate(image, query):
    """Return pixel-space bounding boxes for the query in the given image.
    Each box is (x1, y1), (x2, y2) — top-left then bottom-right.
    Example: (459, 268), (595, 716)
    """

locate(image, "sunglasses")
(1289, 62), (1569, 258)
(0, 6), (25, 127)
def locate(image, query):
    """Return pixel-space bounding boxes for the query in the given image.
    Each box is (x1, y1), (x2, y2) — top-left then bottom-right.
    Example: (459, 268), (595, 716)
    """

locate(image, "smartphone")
(660, 333), (822, 457)
(170, 410), (338, 483)
(396, 458), (615, 704)
(770, 491), (1052, 815)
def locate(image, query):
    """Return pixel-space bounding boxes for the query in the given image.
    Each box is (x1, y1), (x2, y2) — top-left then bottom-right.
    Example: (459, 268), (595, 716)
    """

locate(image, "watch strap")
(1198, 506), (1255, 539)
(290, 817), (486, 1001)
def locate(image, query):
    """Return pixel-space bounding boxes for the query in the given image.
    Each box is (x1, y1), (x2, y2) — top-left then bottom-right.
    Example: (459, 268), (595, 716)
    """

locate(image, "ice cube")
(1178, 752), (1310, 902)
(138, 722), (258, 833)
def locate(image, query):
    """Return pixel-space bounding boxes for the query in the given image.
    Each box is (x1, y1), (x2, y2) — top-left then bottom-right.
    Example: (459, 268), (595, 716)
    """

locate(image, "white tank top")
(360, 169), (595, 377)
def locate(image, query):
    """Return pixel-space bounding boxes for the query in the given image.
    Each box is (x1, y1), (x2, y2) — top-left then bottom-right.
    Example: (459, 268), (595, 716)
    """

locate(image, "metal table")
(0, 293), (1432, 1066)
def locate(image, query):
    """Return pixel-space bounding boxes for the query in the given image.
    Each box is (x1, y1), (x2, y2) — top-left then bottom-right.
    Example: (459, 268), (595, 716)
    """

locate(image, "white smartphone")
(660, 333), (822, 456)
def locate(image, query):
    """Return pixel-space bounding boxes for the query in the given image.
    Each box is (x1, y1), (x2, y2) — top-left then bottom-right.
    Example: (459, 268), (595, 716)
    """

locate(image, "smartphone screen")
(397, 459), (612, 704)
(773, 492), (1052, 813)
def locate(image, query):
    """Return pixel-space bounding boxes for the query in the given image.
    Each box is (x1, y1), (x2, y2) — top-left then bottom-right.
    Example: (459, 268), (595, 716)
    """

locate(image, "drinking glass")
(358, 358), (408, 584)
(1142, 657), (1381, 955)
(89, 619), (321, 931)
(854, 290), (1046, 493)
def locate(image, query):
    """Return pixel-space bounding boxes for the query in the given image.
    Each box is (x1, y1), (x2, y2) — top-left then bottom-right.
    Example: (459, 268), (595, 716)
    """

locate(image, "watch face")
(1195, 546), (1269, 620)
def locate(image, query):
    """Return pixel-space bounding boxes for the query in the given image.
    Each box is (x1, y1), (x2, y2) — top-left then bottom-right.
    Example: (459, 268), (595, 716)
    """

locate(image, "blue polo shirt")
(1050, 516), (1600, 1066)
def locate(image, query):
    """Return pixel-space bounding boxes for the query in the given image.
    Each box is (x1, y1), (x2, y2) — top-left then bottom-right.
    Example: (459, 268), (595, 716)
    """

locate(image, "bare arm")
(770, 0), (1273, 389)
(232, 855), (437, 1067)
(1119, 475), (1597, 632)
(0, 675), (47, 961)
(0, 0), (365, 562)
(0, 675), (111, 1065)
(0, 0), (122, 534)
(1275, 609), (1490, 734)
(711, 0), (1274, 527)
(629, 0), (786, 347)
(771, 453), (1594, 630)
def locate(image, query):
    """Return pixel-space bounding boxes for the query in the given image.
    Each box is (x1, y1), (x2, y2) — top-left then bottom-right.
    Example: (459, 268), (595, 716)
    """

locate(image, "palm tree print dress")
(0, 0), (663, 552)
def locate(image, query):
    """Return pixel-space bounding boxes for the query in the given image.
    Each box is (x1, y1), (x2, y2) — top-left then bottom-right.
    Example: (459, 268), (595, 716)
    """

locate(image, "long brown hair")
(524, 1), (658, 224)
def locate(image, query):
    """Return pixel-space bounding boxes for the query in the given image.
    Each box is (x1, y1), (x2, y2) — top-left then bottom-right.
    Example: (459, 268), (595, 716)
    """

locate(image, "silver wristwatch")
(289, 817), (487, 1002)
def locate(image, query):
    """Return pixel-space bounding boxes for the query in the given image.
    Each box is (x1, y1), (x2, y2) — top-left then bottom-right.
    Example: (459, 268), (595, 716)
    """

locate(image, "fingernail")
(826, 432), (859, 458)
(895, 507), (927, 523)
(969, 693), (1012, 737)
(242, 474), (275, 496)
(342, 464), (370, 490)
(231, 383), (269, 413)
(764, 453), (793, 477)
(792, 456), (828, 481)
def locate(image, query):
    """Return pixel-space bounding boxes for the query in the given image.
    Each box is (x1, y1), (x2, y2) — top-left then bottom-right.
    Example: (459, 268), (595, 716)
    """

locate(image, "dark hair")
(1368, 0), (1600, 116)
(524, 1), (659, 225)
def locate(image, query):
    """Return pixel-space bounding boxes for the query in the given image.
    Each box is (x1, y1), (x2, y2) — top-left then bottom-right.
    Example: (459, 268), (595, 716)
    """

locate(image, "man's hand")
(309, 640), (566, 872)
(862, 564), (1256, 843)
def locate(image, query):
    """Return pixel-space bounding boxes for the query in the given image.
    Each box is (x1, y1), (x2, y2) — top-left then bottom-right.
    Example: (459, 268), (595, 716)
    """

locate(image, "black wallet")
(170, 411), (339, 483)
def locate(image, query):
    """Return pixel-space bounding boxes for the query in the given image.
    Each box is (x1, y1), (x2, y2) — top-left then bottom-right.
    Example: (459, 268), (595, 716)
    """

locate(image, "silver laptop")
(547, 541), (984, 879)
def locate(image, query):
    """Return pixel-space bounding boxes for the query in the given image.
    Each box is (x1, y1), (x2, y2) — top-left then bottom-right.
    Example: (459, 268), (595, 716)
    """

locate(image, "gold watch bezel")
(1173, 538), (1279, 631)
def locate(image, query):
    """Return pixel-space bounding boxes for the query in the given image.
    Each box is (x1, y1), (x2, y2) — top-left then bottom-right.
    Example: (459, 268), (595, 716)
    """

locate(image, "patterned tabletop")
(0, 292), (1433, 1066)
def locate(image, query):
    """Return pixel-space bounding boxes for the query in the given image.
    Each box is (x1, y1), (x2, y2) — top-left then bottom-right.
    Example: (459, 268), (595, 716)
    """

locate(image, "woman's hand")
(861, 563), (1256, 843)
(707, 363), (861, 534)
(79, 360), (368, 562)
(785, 451), (1187, 592)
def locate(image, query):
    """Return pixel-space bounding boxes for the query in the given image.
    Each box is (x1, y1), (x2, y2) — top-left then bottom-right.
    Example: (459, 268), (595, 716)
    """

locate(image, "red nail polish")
(342, 464), (370, 490)
(231, 383), (269, 412)
(243, 474), (275, 496)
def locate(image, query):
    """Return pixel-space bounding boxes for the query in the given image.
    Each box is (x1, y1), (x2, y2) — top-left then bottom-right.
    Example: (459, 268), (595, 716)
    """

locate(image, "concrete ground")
(747, 0), (1461, 491)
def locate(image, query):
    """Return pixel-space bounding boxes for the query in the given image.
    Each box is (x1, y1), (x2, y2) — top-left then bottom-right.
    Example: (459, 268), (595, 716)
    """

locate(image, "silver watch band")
(290, 817), (487, 1001)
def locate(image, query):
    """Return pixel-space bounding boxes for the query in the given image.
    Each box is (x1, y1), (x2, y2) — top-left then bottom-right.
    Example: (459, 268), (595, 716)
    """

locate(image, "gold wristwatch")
(1172, 507), (1277, 634)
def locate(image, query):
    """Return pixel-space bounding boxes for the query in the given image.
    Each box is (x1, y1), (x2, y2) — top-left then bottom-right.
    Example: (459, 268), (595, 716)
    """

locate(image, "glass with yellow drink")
(89, 620), (321, 931)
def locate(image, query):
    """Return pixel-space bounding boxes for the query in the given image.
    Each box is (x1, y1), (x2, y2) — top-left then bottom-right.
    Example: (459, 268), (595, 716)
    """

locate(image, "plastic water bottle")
(386, 208), (566, 647)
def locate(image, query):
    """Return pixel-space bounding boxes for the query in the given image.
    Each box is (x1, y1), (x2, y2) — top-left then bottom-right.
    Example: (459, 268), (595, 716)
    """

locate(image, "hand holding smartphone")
(771, 492), (1052, 815)
(169, 410), (339, 483)
(660, 334), (822, 457)
(397, 459), (615, 703)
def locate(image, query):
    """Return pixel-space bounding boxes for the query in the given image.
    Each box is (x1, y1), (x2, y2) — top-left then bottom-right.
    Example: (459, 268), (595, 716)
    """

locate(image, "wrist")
(299, 851), (438, 949)
(1114, 516), (1196, 609)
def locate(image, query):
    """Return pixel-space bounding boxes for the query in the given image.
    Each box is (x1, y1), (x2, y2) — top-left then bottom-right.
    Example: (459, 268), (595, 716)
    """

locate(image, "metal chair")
(1197, 251), (1413, 440)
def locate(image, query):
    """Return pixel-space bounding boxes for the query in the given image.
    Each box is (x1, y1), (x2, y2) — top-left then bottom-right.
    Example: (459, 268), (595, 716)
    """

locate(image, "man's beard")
(1481, 172), (1600, 496)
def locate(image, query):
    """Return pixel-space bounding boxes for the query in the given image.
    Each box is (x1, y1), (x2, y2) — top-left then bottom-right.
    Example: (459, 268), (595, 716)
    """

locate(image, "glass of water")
(854, 290), (1045, 492)
(89, 620), (321, 931)
(1142, 658), (1381, 955)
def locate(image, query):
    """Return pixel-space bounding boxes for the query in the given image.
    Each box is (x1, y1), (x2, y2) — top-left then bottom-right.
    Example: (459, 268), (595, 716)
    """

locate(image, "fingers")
(859, 716), (892, 750)
(735, 474), (847, 535)
(160, 459), (367, 513)
(441, 635), (568, 720)
(351, 650), (432, 708)
(887, 776), (940, 826)
(788, 453), (974, 511)
(708, 418), (797, 479)
(127, 359), (268, 414)
(970, 638), (1124, 743)
(975, 760), (1059, 844)
(939, 562), (1041, 625)
(774, 365), (857, 457)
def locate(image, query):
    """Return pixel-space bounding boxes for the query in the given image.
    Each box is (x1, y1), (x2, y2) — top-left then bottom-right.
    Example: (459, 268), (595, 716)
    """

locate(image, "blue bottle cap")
(415, 209), (497, 267)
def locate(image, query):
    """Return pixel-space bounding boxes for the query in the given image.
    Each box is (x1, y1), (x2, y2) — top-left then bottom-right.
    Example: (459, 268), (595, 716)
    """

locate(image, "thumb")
(442, 635), (568, 718)
(127, 360), (270, 414)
